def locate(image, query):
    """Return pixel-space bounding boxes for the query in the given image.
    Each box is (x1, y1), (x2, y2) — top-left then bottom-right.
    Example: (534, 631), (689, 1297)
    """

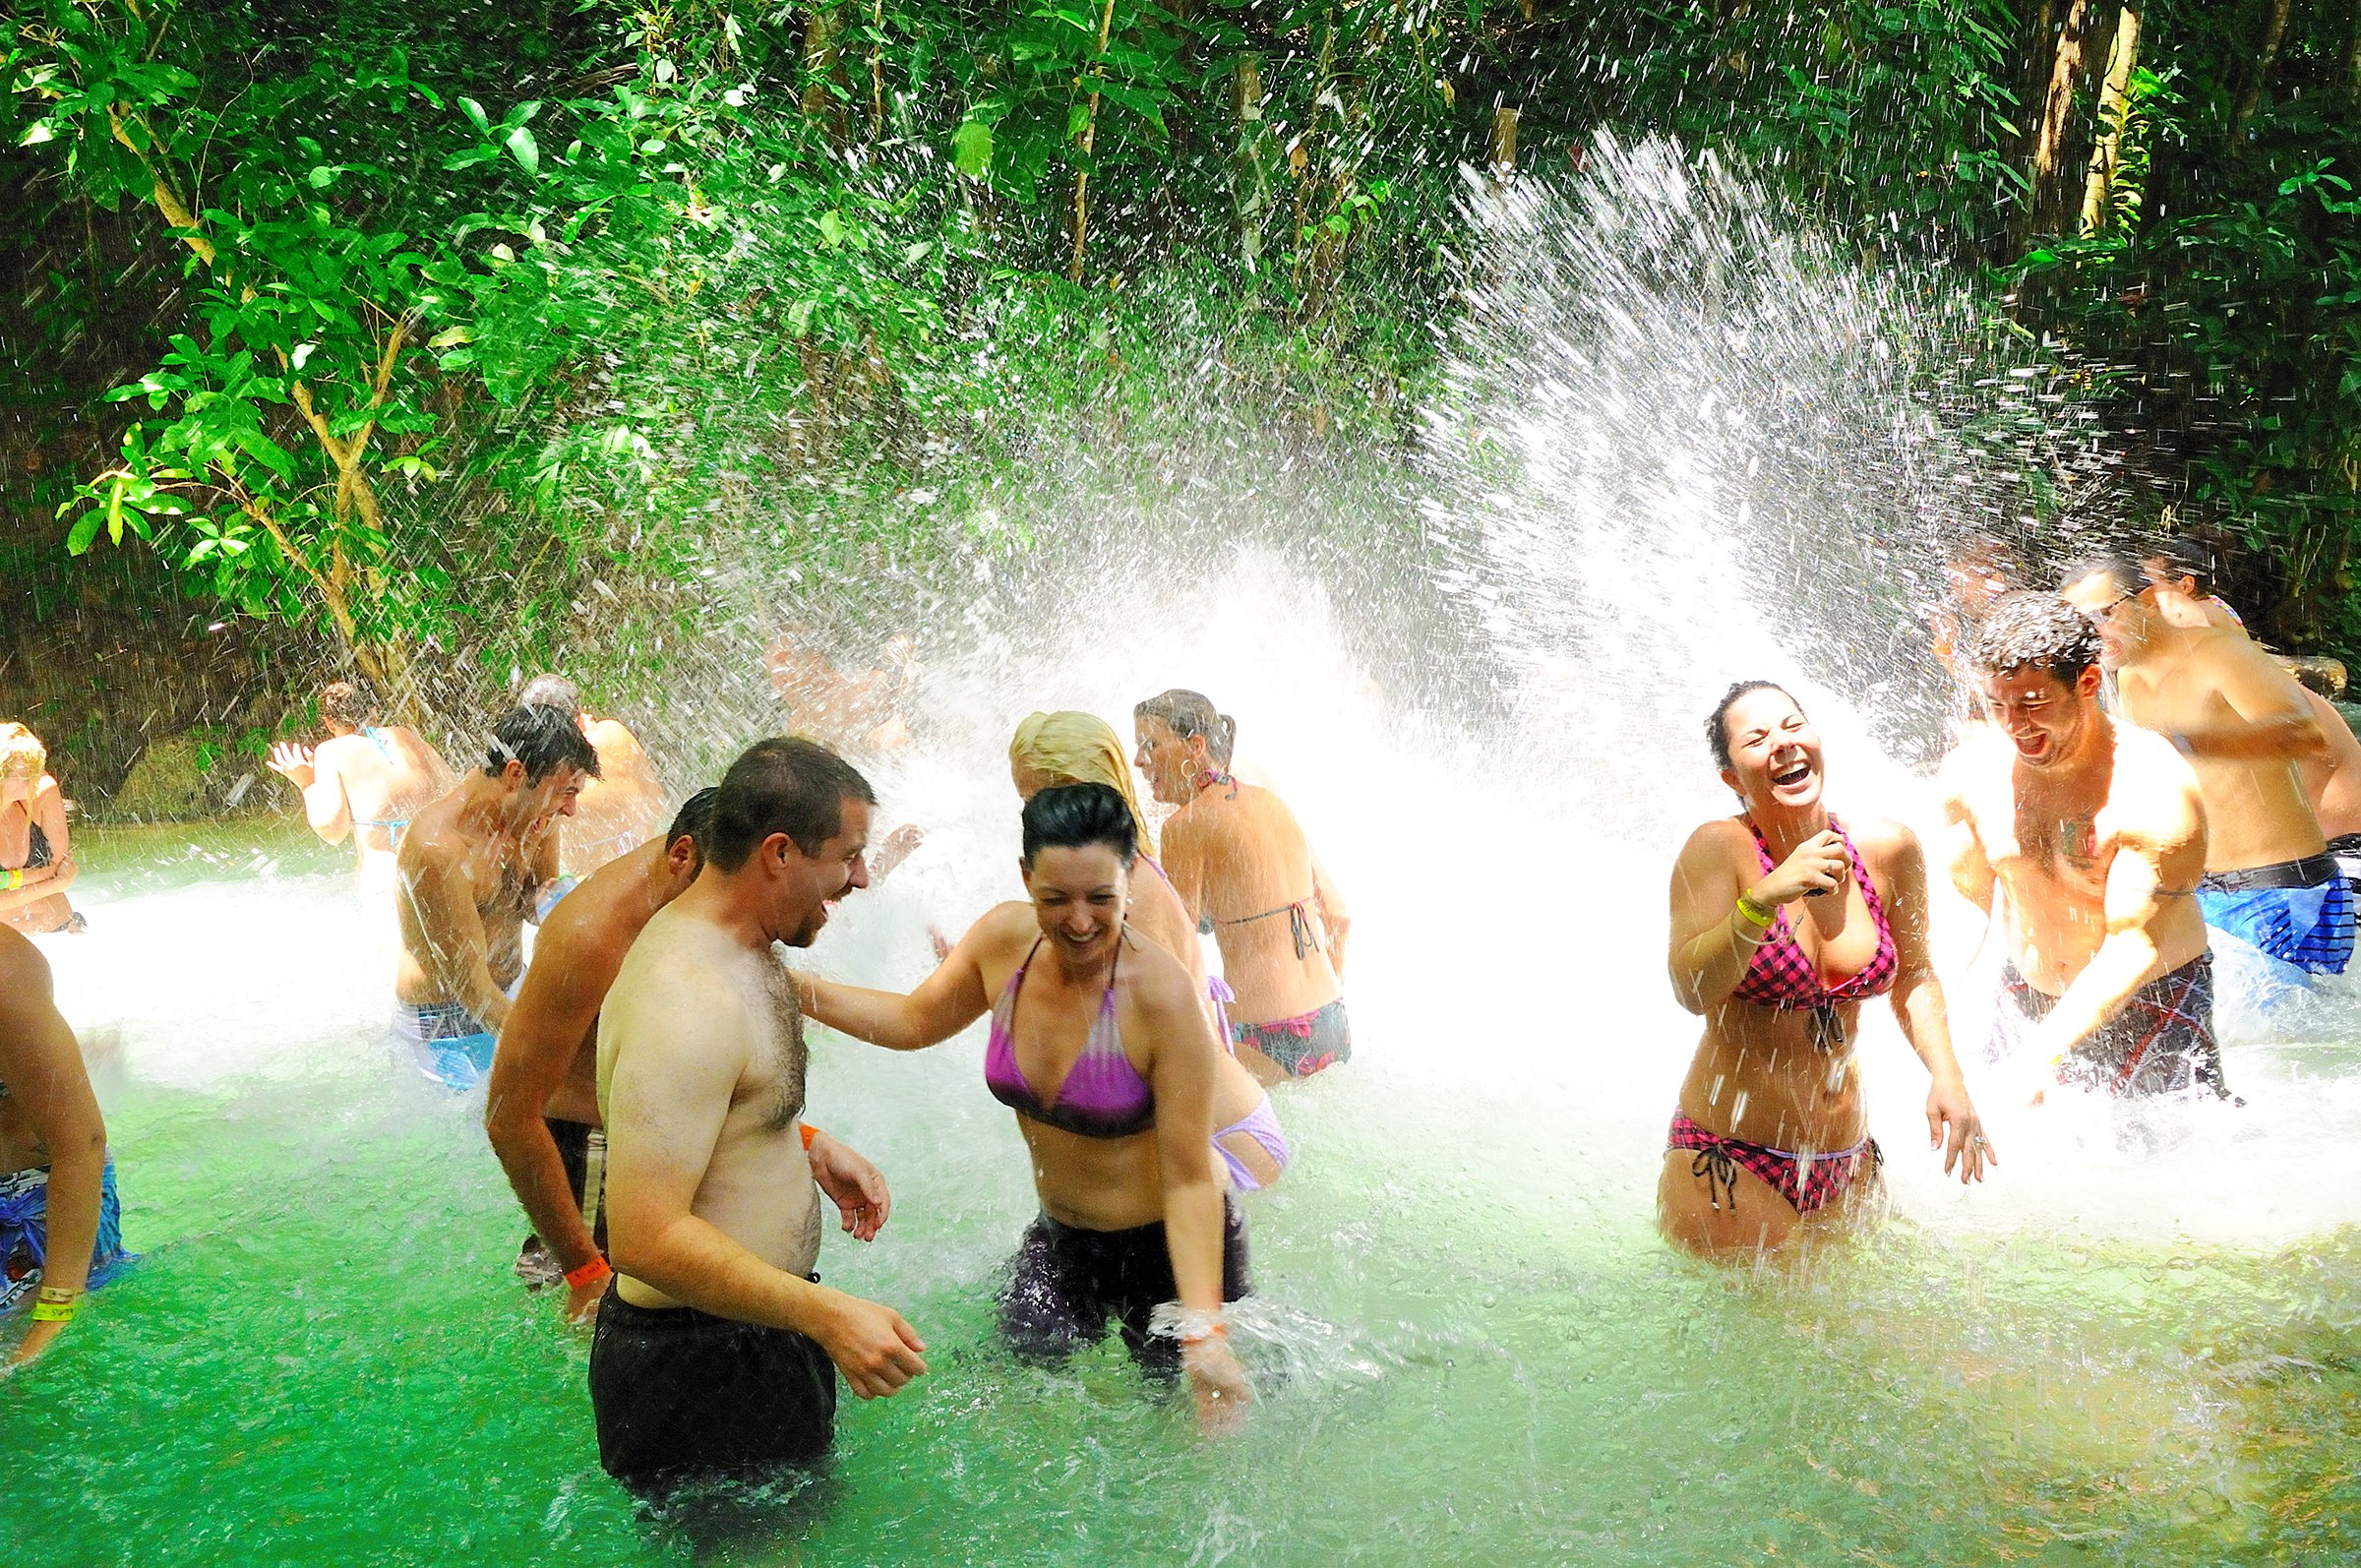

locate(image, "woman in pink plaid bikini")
(1659, 681), (1993, 1260)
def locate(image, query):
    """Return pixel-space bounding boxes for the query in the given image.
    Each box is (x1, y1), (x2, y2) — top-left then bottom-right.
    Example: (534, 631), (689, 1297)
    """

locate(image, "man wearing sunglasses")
(2062, 554), (2350, 977)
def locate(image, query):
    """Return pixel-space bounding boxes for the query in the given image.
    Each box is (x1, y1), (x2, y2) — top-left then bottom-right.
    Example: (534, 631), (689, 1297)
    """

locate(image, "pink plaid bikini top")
(1728, 815), (1898, 1009)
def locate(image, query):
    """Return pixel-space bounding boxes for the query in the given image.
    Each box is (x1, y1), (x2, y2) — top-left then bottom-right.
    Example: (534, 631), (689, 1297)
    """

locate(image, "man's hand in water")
(565, 1277), (609, 1325)
(814, 1290), (928, 1399)
(1926, 1072), (1995, 1182)
(1752, 829), (1850, 906)
(1184, 1335), (1253, 1435)
(808, 1130), (892, 1241)
(265, 741), (316, 789)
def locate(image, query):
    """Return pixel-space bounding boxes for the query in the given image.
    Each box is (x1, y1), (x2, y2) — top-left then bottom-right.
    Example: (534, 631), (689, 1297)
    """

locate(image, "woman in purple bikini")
(796, 783), (1253, 1429)
(1133, 690), (1352, 1084)
(1662, 681), (1992, 1260)
(1007, 711), (1290, 1192)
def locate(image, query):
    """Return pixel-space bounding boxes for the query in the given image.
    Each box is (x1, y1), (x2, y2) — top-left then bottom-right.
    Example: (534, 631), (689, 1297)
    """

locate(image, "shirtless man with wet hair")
(591, 736), (924, 1494)
(2062, 555), (2350, 977)
(1940, 592), (2225, 1101)
(394, 705), (598, 1090)
(266, 681), (453, 899)
(487, 787), (717, 1320)
(515, 674), (666, 882)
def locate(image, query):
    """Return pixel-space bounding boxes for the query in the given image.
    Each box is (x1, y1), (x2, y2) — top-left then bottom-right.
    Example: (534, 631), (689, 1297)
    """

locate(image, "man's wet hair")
(706, 738), (877, 872)
(320, 680), (377, 731)
(1970, 591), (2103, 681)
(2057, 552), (2144, 599)
(666, 786), (719, 852)
(2145, 535), (2214, 595)
(516, 673), (582, 716)
(483, 703), (602, 783)
(1134, 688), (1237, 767)
(1706, 680), (1803, 772)
(1020, 781), (1138, 872)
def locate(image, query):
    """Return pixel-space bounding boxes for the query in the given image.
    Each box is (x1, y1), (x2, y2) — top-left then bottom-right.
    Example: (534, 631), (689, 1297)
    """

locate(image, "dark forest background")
(5, 0), (2357, 803)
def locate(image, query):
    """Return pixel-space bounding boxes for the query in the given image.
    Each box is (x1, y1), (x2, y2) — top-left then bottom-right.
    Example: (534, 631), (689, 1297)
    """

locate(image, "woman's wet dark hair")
(1706, 681), (1802, 772)
(1134, 688), (1237, 767)
(1020, 781), (1138, 872)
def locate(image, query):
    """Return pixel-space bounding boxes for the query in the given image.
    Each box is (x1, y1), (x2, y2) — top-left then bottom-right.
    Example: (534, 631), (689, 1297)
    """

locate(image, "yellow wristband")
(30, 1297), (79, 1324)
(1734, 892), (1776, 928)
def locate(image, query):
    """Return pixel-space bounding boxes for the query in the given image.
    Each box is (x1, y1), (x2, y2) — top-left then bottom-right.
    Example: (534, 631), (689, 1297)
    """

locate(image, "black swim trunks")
(1991, 952), (2230, 1099)
(999, 1196), (1250, 1376)
(588, 1290), (837, 1493)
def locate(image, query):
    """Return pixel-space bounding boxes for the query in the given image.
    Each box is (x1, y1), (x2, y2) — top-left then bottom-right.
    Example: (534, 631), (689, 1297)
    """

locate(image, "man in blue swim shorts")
(2065, 556), (2353, 977)
(0, 928), (132, 1368)
(393, 704), (600, 1090)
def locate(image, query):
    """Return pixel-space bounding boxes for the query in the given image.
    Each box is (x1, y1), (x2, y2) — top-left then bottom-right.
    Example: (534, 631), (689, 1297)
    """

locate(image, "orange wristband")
(564, 1255), (612, 1291)
(801, 1122), (822, 1151)
(1182, 1321), (1228, 1346)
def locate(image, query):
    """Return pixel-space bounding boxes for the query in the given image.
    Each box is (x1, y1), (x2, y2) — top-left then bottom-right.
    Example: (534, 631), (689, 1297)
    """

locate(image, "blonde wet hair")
(1008, 710), (1152, 847)
(0, 723), (46, 783)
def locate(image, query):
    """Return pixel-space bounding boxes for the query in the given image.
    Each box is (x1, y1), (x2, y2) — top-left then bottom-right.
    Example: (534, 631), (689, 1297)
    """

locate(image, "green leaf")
(65, 509), (103, 556)
(460, 96), (491, 136)
(506, 125), (540, 177)
(951, 117), (995, 178)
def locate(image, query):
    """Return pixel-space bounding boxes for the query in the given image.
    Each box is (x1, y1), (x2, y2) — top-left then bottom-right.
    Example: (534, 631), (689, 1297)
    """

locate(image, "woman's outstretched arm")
(797, 906), (1002, 1050)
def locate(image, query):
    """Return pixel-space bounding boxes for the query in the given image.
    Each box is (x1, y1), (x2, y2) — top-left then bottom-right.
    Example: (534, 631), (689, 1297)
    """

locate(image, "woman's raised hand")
(1751, 829), (1849, 907)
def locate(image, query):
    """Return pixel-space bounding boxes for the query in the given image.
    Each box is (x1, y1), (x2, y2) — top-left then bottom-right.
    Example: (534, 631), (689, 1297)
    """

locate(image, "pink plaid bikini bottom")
(1665, 1112), (1881, 1216)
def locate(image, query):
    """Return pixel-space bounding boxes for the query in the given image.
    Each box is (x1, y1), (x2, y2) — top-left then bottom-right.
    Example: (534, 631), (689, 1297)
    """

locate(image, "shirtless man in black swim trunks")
(592, 738), (923, 1494)
(1939, 593), (2223, 1101)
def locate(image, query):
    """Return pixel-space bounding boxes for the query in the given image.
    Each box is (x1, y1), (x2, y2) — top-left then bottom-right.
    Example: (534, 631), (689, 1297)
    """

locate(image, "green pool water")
(6, 823), (2360, 1565)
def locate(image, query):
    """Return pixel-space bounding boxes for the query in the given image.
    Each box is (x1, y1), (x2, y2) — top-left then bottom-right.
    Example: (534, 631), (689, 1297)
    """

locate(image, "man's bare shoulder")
(609, 906), (746, 1017)
(397, 792), (477, 871)
(534, 870), (642, 976)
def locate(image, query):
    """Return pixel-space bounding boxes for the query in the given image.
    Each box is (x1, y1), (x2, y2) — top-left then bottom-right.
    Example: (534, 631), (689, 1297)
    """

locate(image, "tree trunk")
(802, 5), (849, 147)
(867, 0), (886, 144)
(1234, 53), (1268, 273)
(2018, 0), (2120, 245)
(2346, 0), (2361, 108)
(2079, 6), (2141, 236)
(2232, 0), (2294, 149)
(2341, 0), (2361, 108)
(1489, 105), (1520, 174)
(1066, 0), (1120, 283)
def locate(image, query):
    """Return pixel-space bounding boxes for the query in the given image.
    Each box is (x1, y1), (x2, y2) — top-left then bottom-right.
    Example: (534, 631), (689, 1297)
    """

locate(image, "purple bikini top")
(985, 935), (1156, 1139)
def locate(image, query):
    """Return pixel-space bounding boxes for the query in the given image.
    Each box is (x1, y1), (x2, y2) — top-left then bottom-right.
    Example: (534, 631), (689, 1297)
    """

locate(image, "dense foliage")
(4, 0), (2359, 732)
